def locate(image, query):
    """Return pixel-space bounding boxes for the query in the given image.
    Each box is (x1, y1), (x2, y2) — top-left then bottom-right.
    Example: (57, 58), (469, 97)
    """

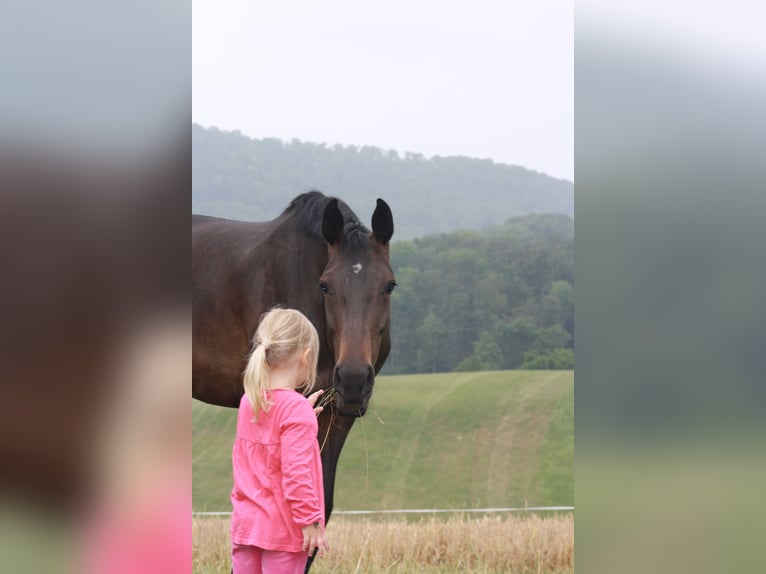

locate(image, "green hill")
(193, 370), (572, 512)
(192, 124), (573, 240)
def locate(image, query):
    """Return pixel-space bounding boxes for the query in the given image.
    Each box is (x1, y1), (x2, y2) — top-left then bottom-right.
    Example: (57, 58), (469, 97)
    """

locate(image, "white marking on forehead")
(352, 263), (363, 274)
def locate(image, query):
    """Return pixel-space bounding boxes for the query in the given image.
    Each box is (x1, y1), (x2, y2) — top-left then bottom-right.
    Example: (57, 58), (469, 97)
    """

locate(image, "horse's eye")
(318, 282), (329, 294)
(385, 281), (397, 294)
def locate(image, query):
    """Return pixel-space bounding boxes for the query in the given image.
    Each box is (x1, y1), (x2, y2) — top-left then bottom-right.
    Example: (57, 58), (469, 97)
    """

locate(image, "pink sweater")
(230, 389), (325, 552)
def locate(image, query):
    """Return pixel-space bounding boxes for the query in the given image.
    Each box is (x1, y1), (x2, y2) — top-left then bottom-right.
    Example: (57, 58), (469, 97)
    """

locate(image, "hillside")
(193, 370), (573, 512)
(192, 124), (573, 240)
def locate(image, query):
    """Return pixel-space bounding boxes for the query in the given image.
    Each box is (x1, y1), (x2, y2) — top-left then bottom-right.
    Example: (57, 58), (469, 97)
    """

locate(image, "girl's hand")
(302, 522), (329, 557)
(307, 389), (325, 416)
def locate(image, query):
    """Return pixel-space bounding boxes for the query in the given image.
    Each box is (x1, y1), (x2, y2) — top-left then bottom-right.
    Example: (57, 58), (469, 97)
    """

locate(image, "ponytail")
(243, 342), (272, 421)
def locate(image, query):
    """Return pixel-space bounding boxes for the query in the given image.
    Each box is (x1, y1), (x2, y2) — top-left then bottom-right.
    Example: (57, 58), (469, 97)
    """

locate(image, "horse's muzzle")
(333, 362), (374, 417)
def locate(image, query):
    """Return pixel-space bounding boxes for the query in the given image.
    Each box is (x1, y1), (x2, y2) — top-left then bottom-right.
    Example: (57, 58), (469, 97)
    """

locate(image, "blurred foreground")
(576, 2), (766, 573)
(0, 147), (190, 574)
(0, 1), (189, 572)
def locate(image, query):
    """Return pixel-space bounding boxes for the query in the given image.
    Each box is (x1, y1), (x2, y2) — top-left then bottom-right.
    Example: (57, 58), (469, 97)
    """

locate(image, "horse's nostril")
(334, 363), (374, 393)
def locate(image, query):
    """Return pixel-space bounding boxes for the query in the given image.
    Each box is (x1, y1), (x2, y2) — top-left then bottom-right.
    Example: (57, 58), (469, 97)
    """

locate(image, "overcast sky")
(193, 1), (573, 181)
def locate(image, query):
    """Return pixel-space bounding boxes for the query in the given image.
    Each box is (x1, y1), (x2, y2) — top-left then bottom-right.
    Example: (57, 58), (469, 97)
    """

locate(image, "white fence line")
(193, 506), (573, 517)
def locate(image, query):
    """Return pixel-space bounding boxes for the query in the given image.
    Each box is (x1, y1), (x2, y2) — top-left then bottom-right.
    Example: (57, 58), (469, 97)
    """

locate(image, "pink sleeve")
(279, 400), (323, 527)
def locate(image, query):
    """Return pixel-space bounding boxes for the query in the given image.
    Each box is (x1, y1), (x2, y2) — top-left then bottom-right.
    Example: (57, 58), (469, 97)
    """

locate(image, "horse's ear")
(371, 198), (394, 245)
(322, 198), (345, 245)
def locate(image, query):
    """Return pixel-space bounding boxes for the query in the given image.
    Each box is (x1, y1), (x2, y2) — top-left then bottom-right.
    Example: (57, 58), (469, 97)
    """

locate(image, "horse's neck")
(240, 219), (329, 332)
(268, 219), (328, 280)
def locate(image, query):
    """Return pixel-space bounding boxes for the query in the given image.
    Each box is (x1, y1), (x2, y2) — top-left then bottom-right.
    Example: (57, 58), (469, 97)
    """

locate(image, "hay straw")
(193, 513), (574, 574)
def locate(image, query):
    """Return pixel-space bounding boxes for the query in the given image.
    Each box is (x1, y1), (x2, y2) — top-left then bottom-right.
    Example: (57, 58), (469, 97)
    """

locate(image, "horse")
(192, 191), (395, 570)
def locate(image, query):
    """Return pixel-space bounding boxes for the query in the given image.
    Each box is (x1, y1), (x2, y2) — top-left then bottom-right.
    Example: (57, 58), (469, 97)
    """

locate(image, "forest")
(386, 213), (573, 374)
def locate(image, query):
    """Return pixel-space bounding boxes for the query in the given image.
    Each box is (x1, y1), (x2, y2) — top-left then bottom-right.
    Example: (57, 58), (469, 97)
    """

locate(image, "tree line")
(193, 124), (573, 240)
(385, 213), (574, 374)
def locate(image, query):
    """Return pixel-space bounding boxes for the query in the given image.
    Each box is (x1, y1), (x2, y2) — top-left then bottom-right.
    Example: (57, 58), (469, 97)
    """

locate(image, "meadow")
(193, 370), (573, 511)
(193, 370), (573, 572)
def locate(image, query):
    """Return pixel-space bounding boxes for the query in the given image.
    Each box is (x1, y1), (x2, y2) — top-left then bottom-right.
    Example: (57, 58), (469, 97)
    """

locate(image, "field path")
(378, 372), (480, 509)
(485, 371), (568, 505)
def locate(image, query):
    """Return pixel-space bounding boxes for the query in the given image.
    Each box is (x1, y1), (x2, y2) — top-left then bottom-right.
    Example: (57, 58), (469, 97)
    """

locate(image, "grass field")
(193, 513), (574, 574)
(193, 370), (573, 512)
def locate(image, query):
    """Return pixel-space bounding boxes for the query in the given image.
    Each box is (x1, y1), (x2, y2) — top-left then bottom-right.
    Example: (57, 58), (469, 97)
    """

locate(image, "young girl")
(231, 308), (329, 574)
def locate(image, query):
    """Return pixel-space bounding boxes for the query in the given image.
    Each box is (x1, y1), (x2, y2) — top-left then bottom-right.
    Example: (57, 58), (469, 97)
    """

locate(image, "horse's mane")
(284, 191), (371, 249)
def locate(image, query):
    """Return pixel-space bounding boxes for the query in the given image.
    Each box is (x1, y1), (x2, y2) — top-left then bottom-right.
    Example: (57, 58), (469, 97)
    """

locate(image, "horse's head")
(318, 198), (395, 416)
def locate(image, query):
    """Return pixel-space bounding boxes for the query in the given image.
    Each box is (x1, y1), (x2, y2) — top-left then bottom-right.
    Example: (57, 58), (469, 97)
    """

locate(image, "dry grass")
(193, 513), (573, 574)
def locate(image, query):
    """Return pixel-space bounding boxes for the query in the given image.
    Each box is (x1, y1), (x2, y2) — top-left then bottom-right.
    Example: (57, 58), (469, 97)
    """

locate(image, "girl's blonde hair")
(243, 308), (320, 420)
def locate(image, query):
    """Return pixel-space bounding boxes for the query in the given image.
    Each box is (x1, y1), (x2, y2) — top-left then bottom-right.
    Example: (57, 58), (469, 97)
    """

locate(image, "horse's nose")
(334, 362), (374, 394)
(333, 362), (374, 411)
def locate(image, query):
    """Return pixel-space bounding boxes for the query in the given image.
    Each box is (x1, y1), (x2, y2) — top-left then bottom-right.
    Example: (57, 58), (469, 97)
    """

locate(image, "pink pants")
(232, 543), (308, 574)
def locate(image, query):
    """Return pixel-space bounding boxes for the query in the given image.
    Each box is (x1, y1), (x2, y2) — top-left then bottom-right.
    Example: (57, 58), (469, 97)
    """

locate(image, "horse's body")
(192, 192), (395, 568)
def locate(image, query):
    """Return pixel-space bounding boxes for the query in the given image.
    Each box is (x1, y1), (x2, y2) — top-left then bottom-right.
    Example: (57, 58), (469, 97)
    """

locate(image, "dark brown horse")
(192, 191), (395, 566)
